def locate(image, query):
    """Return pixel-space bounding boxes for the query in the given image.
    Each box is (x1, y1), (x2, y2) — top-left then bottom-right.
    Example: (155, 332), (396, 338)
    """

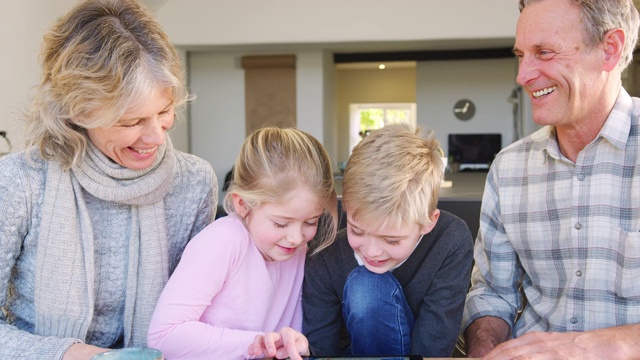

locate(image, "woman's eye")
(119, 120), (141, 128)
(274, 222), (287, 229)
(384, 239), (400, 246)
(348, 228), (364, 237)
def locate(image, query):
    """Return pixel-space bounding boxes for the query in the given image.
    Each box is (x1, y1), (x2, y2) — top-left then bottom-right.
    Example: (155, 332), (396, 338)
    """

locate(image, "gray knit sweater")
(0, 150), (217, 360)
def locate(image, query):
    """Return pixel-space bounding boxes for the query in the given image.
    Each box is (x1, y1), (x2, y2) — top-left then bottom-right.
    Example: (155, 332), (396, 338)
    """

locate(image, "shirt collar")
(543, 87), (633, 160)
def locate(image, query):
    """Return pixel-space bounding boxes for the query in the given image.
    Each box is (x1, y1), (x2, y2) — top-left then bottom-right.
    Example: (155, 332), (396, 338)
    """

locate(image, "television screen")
(448, 133), (502, 170)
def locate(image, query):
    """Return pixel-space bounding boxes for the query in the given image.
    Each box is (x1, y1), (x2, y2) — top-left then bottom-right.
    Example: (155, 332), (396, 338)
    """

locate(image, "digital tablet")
(301, 356), (422, 360)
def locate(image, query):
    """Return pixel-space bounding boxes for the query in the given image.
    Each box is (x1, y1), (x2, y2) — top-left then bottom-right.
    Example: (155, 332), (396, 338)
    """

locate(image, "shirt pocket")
(612, 227), (640, 300)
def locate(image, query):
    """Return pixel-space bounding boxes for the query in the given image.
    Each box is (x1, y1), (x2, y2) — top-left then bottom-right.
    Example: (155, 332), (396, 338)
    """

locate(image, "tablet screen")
(301, 356), (421, 360)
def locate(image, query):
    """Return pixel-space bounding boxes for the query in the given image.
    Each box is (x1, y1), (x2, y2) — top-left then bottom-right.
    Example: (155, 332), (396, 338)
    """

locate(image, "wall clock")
(453, 99), (475, 121)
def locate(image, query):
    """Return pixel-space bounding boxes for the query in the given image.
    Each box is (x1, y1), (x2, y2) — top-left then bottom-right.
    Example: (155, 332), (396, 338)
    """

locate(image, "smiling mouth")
(130, 147), (156, 154)
(365, 257), (388, 266)
(532, 86), (557, 98)
(278, 245), (297, 254)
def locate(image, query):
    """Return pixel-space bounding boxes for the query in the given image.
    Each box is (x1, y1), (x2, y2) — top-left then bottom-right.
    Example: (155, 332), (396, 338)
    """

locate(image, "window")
(349, 103), (416, 153)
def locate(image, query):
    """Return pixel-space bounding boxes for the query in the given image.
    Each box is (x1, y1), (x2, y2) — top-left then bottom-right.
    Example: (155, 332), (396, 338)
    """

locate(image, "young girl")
(147, 127), (337, 360)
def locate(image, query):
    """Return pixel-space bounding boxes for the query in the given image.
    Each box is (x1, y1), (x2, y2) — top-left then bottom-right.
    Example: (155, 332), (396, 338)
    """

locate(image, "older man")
(463, 0), (640, 358)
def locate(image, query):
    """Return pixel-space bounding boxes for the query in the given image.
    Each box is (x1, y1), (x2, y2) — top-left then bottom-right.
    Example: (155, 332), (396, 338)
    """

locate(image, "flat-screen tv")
(448, 133), (502, 171)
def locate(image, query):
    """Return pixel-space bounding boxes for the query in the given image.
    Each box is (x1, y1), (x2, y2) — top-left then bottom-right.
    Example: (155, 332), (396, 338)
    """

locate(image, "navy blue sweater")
(303, 210), (474, 357)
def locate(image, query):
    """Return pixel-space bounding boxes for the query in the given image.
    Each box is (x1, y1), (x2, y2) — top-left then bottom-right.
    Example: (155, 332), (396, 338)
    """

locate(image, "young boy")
(302, 123), (474, 357)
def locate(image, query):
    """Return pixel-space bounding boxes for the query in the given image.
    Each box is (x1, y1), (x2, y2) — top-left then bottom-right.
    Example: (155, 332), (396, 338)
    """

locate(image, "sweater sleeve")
(183, 154), (218, 238)
(411, 215), (474, 357)
(0, 154), (79, 360)
(302, 231), (352, 355)
(147, 217), (263, 360)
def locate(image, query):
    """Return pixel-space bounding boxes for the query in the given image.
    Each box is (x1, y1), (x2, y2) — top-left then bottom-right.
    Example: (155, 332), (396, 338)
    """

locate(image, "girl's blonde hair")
(224, 127), (338, 255)
(25, 0), (190, 169)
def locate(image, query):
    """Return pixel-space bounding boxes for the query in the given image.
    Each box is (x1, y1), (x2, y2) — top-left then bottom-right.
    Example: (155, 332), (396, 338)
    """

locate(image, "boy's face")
(345, 210), (439, 274)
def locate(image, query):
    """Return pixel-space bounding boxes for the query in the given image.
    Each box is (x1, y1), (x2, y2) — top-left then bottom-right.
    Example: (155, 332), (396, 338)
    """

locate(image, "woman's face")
(87, 87), (174, 170)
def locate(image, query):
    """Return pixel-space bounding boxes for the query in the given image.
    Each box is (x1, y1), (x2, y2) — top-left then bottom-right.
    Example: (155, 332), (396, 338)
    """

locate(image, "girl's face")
(346, 210), (439, 274)
(87, 87), (174, 170)
(234, 187), (324, 262)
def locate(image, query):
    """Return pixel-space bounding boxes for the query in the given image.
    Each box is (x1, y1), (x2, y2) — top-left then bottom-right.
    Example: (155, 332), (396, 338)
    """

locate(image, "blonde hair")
(223, 127), (338, 255)
(24, 0), (190, 169)
(342, 123), (443, 231)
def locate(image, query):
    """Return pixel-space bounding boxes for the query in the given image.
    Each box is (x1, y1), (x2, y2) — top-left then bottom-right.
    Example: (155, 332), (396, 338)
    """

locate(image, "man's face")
(513, 0), (607, 130)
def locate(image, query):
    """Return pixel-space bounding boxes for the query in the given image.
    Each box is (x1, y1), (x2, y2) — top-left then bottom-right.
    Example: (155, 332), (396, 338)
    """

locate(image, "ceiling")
(336, 61), (416, 70)
(341, 2), (640, 71)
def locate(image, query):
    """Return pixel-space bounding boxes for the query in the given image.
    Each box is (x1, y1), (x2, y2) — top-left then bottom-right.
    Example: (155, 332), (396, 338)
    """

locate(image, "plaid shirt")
(463, 88), (640, 337)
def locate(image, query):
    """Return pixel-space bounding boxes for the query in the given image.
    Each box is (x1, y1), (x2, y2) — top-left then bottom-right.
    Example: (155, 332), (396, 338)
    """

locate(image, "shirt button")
(577, 173), (585, 181)
(574, 222), (582, 230)
(570, 317), (578, 324)
(575, 270), (582, 277)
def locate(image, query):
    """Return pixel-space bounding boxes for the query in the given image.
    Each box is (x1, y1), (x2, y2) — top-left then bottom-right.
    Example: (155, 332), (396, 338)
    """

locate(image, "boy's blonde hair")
(342, 123), (443, 230)
(224, 127), (338, 254)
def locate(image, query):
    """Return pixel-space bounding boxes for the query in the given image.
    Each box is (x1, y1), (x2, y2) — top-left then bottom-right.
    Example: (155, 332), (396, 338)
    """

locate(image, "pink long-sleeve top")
(147, 213), (306, 359)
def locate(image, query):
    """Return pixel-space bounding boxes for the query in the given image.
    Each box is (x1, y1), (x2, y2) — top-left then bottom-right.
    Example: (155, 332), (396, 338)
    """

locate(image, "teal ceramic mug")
(91, 347), (163, 360)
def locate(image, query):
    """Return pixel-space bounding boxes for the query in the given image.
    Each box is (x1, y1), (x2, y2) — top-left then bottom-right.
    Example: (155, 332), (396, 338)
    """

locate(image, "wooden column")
(241, 55), (296, 136)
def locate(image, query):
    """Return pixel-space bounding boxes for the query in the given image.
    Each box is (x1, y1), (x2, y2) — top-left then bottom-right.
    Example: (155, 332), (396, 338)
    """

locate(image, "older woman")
(0, 0), (217, 359)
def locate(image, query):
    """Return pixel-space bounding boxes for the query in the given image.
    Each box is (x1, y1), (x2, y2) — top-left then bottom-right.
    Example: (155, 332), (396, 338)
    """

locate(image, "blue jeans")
(342, 266), (414, 356)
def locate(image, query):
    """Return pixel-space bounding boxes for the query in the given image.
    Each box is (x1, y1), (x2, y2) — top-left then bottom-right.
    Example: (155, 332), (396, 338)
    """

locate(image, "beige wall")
(335, 67), (416, 162)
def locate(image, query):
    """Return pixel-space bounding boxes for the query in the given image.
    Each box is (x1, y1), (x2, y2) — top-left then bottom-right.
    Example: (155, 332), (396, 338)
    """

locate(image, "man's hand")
(482, 324), (640, 360)
(247, 327), (309, 360)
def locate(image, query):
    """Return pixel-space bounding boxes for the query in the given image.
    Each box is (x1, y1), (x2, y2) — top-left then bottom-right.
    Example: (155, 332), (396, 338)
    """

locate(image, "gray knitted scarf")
(34, 138), (176, 347)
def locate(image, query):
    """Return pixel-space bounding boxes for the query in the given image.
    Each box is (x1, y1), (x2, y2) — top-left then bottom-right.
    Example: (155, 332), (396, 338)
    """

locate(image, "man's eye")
(538, 50), (554, 60)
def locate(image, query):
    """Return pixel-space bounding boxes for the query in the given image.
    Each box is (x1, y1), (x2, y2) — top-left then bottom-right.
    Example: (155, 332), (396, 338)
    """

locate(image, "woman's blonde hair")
(24, 0), (190, 169)
(342, 123), (443, 231)
(224, 127), (338, 255)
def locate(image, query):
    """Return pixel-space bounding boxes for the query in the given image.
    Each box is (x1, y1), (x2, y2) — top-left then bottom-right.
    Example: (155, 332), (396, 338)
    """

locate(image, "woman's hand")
(247, 327), (309, 360)
(63, 343), (109, 360)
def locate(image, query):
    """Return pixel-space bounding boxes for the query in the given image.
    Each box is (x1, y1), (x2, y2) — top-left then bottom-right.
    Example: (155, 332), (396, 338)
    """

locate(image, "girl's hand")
(247, 327), (309, 360)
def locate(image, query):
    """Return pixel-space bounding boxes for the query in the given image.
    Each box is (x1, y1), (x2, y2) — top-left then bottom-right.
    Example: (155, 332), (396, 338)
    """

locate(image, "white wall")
(189, 51), (245, 202)
(154, 0), (519, 48)
(0, 0), (77, 152)
(416, 58), (534, 156)
(1, 0), (522, 159)
(189, 50), (334, 201)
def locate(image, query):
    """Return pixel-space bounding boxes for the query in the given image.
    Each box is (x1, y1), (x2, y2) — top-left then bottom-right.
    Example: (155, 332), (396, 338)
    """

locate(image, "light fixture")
(378, 64), (386, 70)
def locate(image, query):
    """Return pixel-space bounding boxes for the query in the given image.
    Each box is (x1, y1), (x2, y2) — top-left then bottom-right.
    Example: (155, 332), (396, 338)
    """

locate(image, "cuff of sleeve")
(54, 338), (84, 360)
